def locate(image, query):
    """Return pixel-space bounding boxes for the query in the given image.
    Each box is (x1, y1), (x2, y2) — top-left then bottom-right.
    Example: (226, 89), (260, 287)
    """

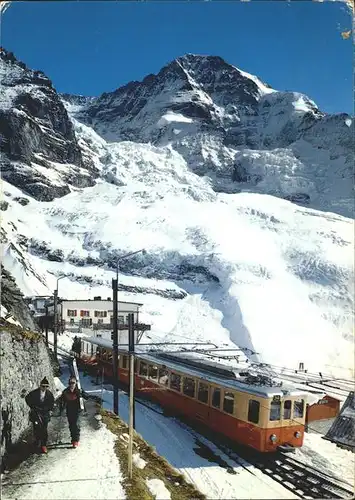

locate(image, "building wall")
(307, 396), (340, 423)
(61, 300), (140, 326)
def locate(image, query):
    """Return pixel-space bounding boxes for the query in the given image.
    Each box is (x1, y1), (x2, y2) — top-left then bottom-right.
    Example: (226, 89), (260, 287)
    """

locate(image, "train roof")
(81, 336), (307, 399)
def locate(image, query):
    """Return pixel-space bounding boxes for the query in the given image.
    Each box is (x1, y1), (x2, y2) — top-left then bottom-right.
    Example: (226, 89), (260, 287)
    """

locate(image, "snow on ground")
(2, 362), (126, 500)
(295, 432), (354, 486)
(133, 453), (147, 470)
(146, 478), (171, 499)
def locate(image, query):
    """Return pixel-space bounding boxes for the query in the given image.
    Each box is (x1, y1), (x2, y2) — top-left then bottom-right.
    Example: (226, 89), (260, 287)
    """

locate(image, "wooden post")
(112, 278), (119, 415)
(128, 312), (135, 479)
(128, 352), (134, 479)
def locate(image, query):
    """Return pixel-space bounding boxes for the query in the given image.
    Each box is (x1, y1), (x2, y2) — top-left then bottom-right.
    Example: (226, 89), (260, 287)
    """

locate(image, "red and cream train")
(77, 336), (308, 453)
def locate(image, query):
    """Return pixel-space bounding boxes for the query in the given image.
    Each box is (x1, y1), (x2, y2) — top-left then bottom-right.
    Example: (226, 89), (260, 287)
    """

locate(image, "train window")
(158, 368), (169, 386)
(223, 392), (234, 414)
(122, 355), (128, 369)
(134, 359), (138, 373)
(183, 377), (196, 398)
(139, 362), (148, 377)
(248, 400), (260, 424)
(198, 383), (209, 404)
(148, 364), (158, 381)
(283, 400), (292, 419)
(270, 398), (281, 421)
(293, 399), (304, 418)
(212, 388), (221, 409)
(170, 373), (182, 392)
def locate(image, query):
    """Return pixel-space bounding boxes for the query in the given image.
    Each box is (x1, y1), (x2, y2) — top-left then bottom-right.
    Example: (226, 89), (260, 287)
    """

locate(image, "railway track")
(250, 453), (354, 499)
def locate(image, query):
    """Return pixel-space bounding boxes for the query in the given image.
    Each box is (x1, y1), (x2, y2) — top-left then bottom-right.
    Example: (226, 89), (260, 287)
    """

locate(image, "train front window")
(148, 364), (158, 381)
(248, 399), (260, 424)
(270, 397), (281, 421)
(198, 383), (209, 404)
(183, 377), (196, 398)
(223, 392), (234, 414)
(283, 400), (292, 419)
(170, 373), (181, 392)
(212, 388), (221, 409)
(122, 355), (128, 369)
(294, 399), (305, 418)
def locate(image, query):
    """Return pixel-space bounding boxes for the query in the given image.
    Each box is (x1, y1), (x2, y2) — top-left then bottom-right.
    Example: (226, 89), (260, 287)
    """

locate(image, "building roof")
(324, 391), (355, 452)
(61, 299), (143, 306)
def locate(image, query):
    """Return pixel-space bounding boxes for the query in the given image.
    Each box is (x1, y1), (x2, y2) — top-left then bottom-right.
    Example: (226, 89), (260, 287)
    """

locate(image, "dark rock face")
(0, 267), (38, 331)
(0, 328), (56, 462)
(0, 48), (98, 201)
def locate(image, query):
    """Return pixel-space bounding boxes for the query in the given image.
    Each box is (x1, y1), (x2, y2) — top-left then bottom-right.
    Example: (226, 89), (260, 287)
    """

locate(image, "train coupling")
(277, 444), (296, 453)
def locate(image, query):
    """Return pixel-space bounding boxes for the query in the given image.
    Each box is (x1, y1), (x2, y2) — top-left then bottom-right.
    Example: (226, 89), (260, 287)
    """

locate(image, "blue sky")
(1, 1), (353, 114)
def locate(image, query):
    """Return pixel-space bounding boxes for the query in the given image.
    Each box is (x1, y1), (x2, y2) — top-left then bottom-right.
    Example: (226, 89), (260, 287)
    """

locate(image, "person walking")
(59, 376), (83, 448)
(25, 377), (55, 454)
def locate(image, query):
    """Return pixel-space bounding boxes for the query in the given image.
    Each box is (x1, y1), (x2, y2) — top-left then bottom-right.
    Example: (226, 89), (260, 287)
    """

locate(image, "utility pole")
(112, 277), (119, 415)
(53, 289), (58, 360)
(45, 303), (49, 346)
(128, 312), (136, 429)
(128, 312), (135, 479)
(111, 249), (145, 416)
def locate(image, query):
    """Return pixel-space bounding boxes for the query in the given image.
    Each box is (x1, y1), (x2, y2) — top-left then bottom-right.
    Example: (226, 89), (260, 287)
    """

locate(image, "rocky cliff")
(0, 325), (57, 466)
(0, 48), (99, 201)
(0, 267), (56, 467)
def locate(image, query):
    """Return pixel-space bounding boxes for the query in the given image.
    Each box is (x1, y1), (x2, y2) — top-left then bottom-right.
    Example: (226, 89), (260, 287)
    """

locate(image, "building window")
(70, 318), (75, 324)
(284, 400), (292, 419)
(170, 373), (181, 392)
(80, 310), (90, 317)
(81, 318), (92, 327)
(183, 377), (196, 398)
(270, 397), (281, 421)
(67, 310), (77, 317)
(248, 400), (260, 424)
(212, 388), (221, 409)
(197, 382), (209, 404)
(293, 399), (304, 419)
(97, 318), (104, 324)
(94, 311), (107, 318)
(118, 316), (124, 325)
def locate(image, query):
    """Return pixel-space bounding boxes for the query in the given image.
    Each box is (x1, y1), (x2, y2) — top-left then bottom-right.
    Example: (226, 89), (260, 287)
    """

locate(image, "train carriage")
(79, 336), (307, 453)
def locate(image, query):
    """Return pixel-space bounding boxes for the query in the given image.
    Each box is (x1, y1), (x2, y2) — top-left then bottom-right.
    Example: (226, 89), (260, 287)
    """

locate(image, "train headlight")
(270, 434), (277, 443)
(294, 431), (301, 438)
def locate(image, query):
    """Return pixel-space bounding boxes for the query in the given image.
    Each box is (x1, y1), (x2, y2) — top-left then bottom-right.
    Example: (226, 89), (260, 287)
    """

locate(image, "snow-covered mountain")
(72, 54), (354, 216)
(1, 48), (354, 378)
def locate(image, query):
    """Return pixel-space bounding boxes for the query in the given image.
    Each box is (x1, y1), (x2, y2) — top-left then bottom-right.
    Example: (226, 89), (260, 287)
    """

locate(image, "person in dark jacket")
(59, 376), (83, 448)
(25, 377), (55, 454)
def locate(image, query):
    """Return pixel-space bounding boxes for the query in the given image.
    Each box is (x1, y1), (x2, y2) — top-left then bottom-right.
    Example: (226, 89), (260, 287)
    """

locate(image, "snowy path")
(2, 402), (126, 500)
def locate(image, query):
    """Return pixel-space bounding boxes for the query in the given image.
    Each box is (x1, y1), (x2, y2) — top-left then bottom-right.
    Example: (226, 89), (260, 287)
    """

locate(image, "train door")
(279, 398), (292, 444)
